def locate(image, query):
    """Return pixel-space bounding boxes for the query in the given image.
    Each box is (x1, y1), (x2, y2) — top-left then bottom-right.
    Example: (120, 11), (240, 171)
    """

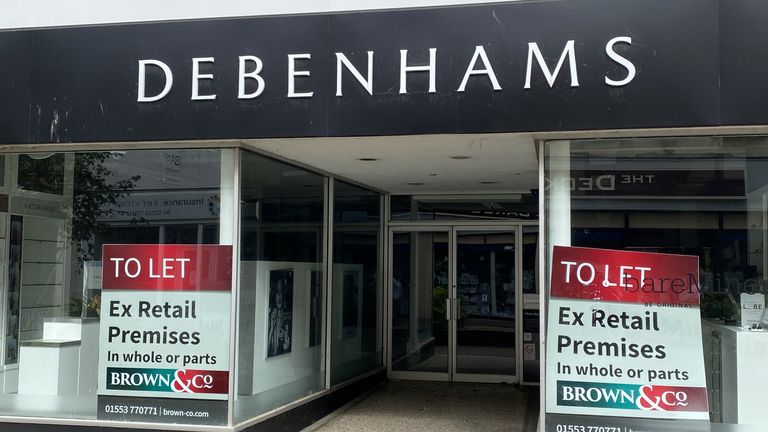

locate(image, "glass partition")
(235, 151), (325, 422)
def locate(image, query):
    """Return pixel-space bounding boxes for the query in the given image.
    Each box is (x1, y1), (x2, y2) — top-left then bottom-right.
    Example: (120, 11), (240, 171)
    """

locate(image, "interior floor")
(395, 346), (517, 375)
(307, 380), (538, 432)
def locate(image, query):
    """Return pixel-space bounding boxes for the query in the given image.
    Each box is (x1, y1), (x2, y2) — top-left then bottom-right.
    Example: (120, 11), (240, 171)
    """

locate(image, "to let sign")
(97, 244), (233, 426)
(546, 246), (708, 424)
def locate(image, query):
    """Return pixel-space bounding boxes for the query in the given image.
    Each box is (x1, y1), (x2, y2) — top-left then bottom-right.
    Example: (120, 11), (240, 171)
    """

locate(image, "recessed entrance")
(388, 223), (537, 383)
(246, 133), (542, 385)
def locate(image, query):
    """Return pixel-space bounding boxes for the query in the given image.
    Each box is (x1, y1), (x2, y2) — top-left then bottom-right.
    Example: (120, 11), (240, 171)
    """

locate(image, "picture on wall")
(342, 271), (360, 339)
(308, 270), (322, 347)
(267, 269), (294, 358)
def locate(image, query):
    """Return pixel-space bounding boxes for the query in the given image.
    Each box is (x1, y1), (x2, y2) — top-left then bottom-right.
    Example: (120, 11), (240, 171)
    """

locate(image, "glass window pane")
(235, 151), (325, 422)
(0, 149), (230, 425)
(544, 136), (768, 428)
(391, 231), (449, 374)
(331, 180), (382, 384)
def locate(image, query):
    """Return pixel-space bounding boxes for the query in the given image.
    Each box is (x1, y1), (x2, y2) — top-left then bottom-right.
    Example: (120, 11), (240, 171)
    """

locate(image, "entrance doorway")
(388, 224), (537, 383)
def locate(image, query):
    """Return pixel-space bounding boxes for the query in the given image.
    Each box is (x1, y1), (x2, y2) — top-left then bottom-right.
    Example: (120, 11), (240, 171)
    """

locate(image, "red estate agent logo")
(171, 369), (228, 394)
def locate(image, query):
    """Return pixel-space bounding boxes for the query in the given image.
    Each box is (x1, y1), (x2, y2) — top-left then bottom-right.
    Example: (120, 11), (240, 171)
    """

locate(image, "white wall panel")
(0, 0), (519, 30)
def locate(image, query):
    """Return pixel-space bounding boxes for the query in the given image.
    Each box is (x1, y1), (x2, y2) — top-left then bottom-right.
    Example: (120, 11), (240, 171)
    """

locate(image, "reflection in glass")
(0, 149), (228, 422)
(544, 136), (768, 427)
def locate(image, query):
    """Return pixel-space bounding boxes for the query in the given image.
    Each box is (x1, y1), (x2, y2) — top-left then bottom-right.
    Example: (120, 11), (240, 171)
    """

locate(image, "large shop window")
(0, 149), (232, 421)
(235, 151), (326, 422)
(544, 136), (768, 428)
(331, 180), (382, 385)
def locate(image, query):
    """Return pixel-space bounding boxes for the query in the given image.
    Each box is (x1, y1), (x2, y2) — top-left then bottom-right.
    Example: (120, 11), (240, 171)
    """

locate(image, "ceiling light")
(357, 157), (380, 161)
(407, 182), (424, 186)
(480, 181), (498, 185)
(450, 156), (472, 160)
(429, 173), (438, 177)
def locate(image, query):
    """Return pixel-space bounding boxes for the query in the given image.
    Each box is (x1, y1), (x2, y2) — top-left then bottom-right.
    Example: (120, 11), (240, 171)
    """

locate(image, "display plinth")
(18, 340), (81, 396)
(702, 320), (768, 424)
(44, 318), (100, 396)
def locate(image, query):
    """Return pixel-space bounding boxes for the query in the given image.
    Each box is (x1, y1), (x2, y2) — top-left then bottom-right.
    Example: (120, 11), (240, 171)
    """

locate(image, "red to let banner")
(102, 244), (233, 292)
(550, 246), (700, 306)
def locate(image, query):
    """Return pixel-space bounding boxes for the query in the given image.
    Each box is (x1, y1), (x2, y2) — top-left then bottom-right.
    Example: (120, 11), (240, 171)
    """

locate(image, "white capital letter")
(399, 48), (437, 94)
(110, 258), (125, 277)
(524, 40), (579, 89)
(137, 59), (173, 102)
(288, 53), (313, 98)
(336, 51), (374, 96)
(605, 36), (636, 87)
(457, 46), (501, 92)
(238, 55), (265, 99)
(191, 57), (216, 101)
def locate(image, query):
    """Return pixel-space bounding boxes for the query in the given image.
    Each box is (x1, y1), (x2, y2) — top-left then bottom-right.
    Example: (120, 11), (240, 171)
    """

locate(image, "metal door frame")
(386, 221), (530, 383)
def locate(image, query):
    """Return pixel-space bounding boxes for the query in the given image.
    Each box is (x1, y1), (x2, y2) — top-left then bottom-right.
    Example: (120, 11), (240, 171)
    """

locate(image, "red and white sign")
(102, 244), (232, 291)
(546, 246), (709, 421)
(550, 246), (700, 306)
(98, 244), (233, 402)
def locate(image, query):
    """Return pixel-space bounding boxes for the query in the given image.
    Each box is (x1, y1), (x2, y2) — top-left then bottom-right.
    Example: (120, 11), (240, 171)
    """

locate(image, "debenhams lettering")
(136, 37), (636, 102)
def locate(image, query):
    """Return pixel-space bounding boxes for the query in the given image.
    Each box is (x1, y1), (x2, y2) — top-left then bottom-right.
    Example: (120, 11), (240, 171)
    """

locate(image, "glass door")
(389, 227), (451, 380)
(453, 228), (518, 382)
(387, 225), (520, 383)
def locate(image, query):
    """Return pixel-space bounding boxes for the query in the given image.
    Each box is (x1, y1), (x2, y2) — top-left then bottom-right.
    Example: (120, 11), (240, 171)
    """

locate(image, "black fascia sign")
(0, 0), (724, 143)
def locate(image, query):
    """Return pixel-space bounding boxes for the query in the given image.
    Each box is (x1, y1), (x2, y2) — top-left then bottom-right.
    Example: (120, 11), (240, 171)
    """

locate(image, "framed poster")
(267, 269), (293, 358)
(308, 270), (322, 348)
(341, 271), (360, 339)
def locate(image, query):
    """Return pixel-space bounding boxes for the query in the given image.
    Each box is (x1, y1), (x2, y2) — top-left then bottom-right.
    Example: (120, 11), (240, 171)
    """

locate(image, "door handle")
(455, 298), (461, 321)
(446, 298), (451, 321)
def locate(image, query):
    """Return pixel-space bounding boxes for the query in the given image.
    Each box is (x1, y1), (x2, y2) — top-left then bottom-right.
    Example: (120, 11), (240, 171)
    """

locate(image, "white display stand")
(702, 320), (768, 424)
(18, 340), (80, 396)
(18, 317), (99, 397)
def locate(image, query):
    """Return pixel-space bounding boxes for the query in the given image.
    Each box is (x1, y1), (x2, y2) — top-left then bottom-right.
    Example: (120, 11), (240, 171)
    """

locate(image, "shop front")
(2, 0), (768, 431)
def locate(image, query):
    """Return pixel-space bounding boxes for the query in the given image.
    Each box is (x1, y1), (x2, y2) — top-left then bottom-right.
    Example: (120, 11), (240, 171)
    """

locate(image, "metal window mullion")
(537, 140), (546, 432)
(323, 177), (334, 389)
(379, 194), (388, 367)
(227, 148), (242, 428)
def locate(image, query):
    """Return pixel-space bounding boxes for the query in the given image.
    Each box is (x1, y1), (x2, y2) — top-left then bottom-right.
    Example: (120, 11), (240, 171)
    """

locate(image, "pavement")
(308, 380), (538, 432)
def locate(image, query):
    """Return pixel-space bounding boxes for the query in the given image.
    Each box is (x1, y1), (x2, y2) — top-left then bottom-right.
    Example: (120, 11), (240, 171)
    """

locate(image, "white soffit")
(245, 133), (538, 195)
